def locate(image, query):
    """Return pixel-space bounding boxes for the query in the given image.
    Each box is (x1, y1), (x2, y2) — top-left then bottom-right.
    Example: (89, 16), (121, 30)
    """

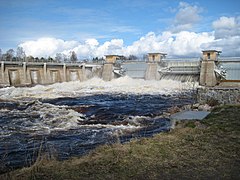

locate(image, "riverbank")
(1, 105), (240, 179)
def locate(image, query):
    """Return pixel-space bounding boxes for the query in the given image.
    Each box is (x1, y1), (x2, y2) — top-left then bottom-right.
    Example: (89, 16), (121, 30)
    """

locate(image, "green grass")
(1, 105), (240, 180)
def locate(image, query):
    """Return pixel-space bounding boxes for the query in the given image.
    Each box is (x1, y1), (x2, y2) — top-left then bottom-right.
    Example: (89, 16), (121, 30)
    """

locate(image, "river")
(0, 76), (197, 173)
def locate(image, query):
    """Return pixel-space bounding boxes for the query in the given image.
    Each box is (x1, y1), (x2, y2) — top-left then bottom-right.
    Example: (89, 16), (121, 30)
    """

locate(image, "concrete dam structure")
(121, 51), (240, 87)
(0, 61), (102, 86)
(122, 53), (200, 82)
(1, 50), (239, 87)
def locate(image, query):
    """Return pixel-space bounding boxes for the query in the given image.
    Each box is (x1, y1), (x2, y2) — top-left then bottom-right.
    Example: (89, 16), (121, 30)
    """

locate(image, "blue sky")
(0, 0), (240, 58)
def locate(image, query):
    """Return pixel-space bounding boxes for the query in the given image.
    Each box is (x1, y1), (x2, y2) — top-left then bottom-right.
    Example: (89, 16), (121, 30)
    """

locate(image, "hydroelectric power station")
(0, 50), (240, 87)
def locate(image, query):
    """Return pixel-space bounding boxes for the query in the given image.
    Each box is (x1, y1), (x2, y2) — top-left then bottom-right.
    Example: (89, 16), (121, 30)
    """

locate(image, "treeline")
(0, 47), (148, 63)
(0, 48), (79, 63)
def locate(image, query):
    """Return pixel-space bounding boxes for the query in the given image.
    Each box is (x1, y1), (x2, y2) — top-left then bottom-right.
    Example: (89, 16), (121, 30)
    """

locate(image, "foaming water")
(0, 76), (198, 100)
(0, 77), (197, 173)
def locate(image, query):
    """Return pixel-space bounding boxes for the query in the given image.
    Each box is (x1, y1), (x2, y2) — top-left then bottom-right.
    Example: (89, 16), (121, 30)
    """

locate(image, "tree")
(16, 47), (26, 61)
(35, 57), (39, 62)
(2, 54), (7, 61)
(26, 55), (34, 62)
(92, 57), (99, 62)
(40, 57), (45, 62)
(47, 56), (53, 62)
(70, 51), (77, 62)
(6, 49), (15, 61)
(55, 53), (63, 62)
(62, 54), (68, 62)
(128, 55), (138, 60)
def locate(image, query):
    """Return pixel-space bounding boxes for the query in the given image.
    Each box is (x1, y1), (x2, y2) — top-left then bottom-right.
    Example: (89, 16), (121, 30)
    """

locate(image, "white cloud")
(61, 38), (124, 58)
(213, 16), (236, 29)
(20, 38), (78, 58)
(85, 38), (99, 47)
(212, 16), (240, 39)
(204, 16), (240, 56)
(19, 31), (216, 59)
(125, 31), (215, 57)
(170, 31), (214, 56)
(172, 2), (202, 32)
(204, 36), (240, 57)
(95, 39), (124, 57)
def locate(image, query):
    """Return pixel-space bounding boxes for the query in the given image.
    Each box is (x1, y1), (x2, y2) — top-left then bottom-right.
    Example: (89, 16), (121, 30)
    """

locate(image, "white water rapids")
(0, 76), (198, 100)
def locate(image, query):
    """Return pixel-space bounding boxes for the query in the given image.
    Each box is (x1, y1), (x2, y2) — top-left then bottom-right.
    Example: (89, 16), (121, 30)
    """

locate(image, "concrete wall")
(102, 64), (114, 81)
(144, 63), (159, 80)
(199, 60), (218, 86)
(219, 81), (240, 87)
(197, 87), (240, 105)
(0, 61), (103, 87)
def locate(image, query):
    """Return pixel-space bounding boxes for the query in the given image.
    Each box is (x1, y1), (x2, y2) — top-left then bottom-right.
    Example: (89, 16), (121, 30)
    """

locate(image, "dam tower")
(145, 53), (167, 80)
(200, 50), (221, 86)
(102, 55), (119, 81)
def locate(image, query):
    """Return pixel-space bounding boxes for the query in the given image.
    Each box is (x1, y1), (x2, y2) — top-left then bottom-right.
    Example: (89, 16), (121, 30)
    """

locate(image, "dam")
(0, 50), (240, 87)
(0, 61), (102, 86)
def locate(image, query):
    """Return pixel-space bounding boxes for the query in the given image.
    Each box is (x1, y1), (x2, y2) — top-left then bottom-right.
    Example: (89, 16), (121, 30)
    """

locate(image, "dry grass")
(1, 105), (240, 180)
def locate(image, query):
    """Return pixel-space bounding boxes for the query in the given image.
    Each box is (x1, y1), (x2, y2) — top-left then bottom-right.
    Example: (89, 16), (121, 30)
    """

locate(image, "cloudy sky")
(0, 0), (240, 58)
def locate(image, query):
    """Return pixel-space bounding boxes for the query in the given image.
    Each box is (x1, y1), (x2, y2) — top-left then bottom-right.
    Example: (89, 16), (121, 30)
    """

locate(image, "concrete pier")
(102, 55), (119, 81)
(1, 61), (5, 84)
(63, 64), (66, 82)
(144, 53), (166, 80)
(79, 64), (86, 81)
(145, 63), (159, 80)
(200, 50), (221, 86)
(102, 64), (114, 81)
(43, 63), (47, 83)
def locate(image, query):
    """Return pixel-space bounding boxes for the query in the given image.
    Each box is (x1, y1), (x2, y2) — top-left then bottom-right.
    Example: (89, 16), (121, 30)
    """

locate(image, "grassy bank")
(2, 105), (240, 179)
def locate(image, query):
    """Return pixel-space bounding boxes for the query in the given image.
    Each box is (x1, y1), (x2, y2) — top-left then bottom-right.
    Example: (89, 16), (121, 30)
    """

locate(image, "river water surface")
(0, 77), (197, 173)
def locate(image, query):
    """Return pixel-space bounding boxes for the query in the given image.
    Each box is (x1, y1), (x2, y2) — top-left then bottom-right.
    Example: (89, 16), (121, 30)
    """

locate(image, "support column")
(78, 64), (86, 81)
(102, 55), (119, 81)
(43, 63), (47, 84)
(81, 64), (86, 81)
(1, 61), (4, 84)
(144, 53), (166, 80)
(200, 50), (221, 87)
(23, 62), (27, 84)
(145, 62), (158, 80)
(63, 63), (66, 82)
(102, 63), (114, 81)
(200, 60), (217, 86)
